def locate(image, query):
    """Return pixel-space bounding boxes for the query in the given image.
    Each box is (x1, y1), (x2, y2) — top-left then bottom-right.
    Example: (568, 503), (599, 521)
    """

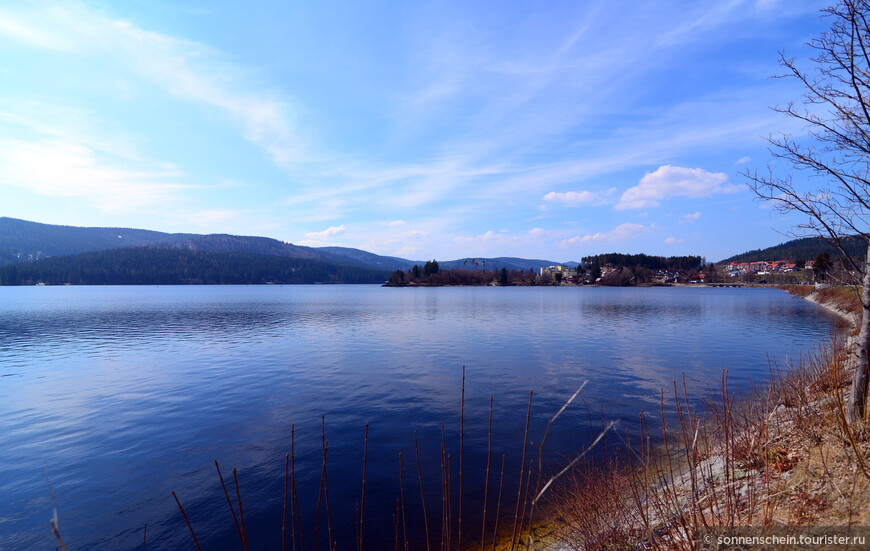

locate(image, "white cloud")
(735, 156), (752, 165)
(394, 245), (418, 256)
(528, 227), (548, 238)
(543, 190), (596, 204)
(454, 230), (519, 245)
(560, 222), (652, 246)
(665, 237), (684, 244)
(305, 225), (346, 239)
(0, 139), (185, 213)
(542, 188), (618, 206)
(0, 13), (71, 50)
(615, 165), (738, 210)
(0, 5), (306, 169)
(680, 211), (701, 223)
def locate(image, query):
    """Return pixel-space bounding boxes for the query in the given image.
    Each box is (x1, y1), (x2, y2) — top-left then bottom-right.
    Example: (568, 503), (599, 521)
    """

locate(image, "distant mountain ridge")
(0, 247), (390, 285)
(0, 217), (407, 271)
(0, 217), (576, 274)
(438, 257), (570, 272)
(720, 236), (867, 264)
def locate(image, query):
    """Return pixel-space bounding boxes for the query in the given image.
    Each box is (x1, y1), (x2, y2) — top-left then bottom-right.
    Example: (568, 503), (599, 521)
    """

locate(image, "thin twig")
(284, 453), (289, 551)
(510, 390), (533, 551)
(415, 431), (431, 551)
(360, 421), (369, 551)
(399, 452), (409, 551)
(459, 365), (465, 549)
(233, 468), (250, 551)
(532, 420), (618, 504)
(172, 491), (203, 551)
(314, 438), (328, 551)
(292, 425), (305, 551)
(215, 460), (244, 548)
(490, 454), (506, 551)
(481, 396), (493, 551)
(48, 478), (70, 551)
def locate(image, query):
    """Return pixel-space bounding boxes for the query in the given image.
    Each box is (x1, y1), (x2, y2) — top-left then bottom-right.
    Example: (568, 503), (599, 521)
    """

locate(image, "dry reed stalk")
(322, 417), (334, 548)
(355, 503), (360, 550)
(526, 382), (587, 543)
(399, 452), (409, 551)
(313, 437), (328, 551)
(215, 460), (245, 548)
(233, 468), (250, 551)
(414, 430), (431, 551)
(48, 479), (70, 551)
(518, 458), (534, 544)
(171, 491), (203, 551)
(531, 420), (616, 505)
(394, 499), (401, 551)
(509, 390), (533, 551)
(480, 396), (493, 551)
(490, 454), (506, 551)
(359, 422), (369, 551)
(292, 425), (305, 551)
(284, 453), (289, 551)
(440, 426), (448, 551)
(448, 454), (454, 547)
(459, 365), (465, 549)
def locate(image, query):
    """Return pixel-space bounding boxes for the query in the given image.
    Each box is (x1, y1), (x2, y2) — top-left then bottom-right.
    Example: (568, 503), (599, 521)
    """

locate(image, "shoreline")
(798, 290), (860, 324)
(534, 285), (868, 548)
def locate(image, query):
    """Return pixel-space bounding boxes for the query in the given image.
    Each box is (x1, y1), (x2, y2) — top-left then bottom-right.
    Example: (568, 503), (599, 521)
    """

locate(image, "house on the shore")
(539, 265), (578, 281)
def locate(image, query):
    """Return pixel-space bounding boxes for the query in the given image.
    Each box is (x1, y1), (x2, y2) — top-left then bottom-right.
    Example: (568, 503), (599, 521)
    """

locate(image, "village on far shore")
(386, 252), (834, 287)
(538, 258), (820, 286)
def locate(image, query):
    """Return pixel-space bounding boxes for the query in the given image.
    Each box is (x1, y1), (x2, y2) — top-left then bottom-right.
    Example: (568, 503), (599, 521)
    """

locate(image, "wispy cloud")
(454, 230), (519, 245)
(665, 236), (685, 244)
(560, 222), (653, 246)
(542, 188), (616, 205)
(0, 12), (72, 50)
(305, 225), (346, 239)
(0, 4), (306, 169)
(616, 165), (738, 210)
(0, 139), (185, 213)
(680, 211), (702, 223)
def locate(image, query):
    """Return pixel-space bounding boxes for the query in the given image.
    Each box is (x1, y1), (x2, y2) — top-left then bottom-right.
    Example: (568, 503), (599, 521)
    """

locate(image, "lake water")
(0, 285), (839, 550)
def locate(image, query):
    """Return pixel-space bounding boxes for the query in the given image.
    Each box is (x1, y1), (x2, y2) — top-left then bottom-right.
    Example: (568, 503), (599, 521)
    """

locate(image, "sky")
(0, 0), (834, 262)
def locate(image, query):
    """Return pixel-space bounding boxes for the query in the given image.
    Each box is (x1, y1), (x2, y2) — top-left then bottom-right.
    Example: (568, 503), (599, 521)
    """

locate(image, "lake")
(0, 285), (839, 550)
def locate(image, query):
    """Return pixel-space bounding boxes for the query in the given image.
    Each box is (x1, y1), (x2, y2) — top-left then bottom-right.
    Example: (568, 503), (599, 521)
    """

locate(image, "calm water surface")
(0, 285), (839, 549)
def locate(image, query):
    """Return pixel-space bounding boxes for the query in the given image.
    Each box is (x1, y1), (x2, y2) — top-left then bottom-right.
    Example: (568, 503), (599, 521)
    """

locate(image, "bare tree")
(746, 0), (870, 421)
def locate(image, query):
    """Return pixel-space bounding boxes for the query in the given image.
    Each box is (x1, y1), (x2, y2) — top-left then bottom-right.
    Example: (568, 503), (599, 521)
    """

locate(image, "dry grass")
(547, 287), (870, 550)
(780, 284), (863, 320)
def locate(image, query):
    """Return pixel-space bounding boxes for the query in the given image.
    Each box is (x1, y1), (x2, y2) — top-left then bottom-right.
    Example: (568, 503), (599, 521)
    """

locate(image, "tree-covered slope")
(313, 246), (419, 271)
(437, 257), (564, 272)
(720, 236), (867, 264)
(0, 217), (401, 270)
(580, 252), (703, 271)
(0, 247), (391, 285)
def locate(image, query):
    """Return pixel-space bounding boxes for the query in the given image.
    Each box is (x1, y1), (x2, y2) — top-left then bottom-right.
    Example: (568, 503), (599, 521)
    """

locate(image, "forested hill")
(438, 257), (567, 272)
(0, 248), (391, 285)
(0, 217), (410, 271)
(580, 253), (702, 271)
(721, 236), (867, 264)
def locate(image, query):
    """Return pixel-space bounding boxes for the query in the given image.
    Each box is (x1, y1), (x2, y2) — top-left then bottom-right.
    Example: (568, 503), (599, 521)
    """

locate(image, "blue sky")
(0, 0), (830, 261)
